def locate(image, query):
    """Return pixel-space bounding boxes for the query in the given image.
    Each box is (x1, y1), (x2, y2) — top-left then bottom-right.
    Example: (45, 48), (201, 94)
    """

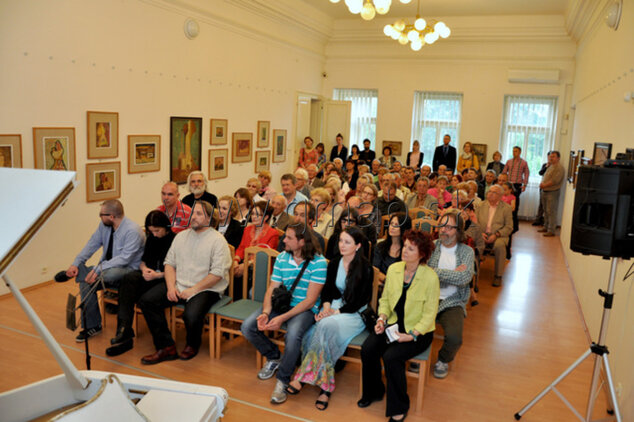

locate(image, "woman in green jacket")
(358, 230), (439, 422)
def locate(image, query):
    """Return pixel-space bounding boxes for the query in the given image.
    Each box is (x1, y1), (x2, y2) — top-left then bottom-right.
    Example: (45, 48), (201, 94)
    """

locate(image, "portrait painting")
(0, 134), (21, 168)
(272, 129), (287, 163)
(87, 111), (118, 159)
(33, 127), (76, 171)
(209, 149), (228, 180)
(257, 120), (270, 148)
(94, 170), (115, 193)
(215, 157), (224, 171)
(0, 146), (12, 167)
(210, 118), (228, 145)
(86, 161), (121, 202)
(171, 117), (202, 183)
(255, 150), (270, 173)
(231, 132), (253, 163)
(95, 122), (111, 148)
(43, 136), (70, 170)
(128, 135), (160, 174)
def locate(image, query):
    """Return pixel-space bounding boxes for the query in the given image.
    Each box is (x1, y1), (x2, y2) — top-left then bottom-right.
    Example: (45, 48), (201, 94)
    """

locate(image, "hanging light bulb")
(360, 2), (376, 20)
(414, 17), (427, 31)
(346, 0), (363, 14)
(374, 0), (391, 14)
(390, 30), (401, 40)
(329, 0), (341, 3)
(383, 24), (393, 36)
(407, 29), (419, 42)
(400, 0), (412, 3)
(410, 40), (423, 51)
(439, 25), (451, 38)
(394, 19), (406, 31)
(423, 31), (435, 44)
(398, 34), (408, 45)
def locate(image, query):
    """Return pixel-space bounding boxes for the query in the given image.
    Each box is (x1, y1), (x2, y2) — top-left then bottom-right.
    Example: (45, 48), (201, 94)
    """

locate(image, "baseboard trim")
(0, 279), (55, 300)
(559, 242), (593, 344)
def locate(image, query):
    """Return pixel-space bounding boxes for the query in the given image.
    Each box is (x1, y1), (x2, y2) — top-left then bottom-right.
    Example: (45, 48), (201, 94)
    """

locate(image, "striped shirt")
(502, 157), (530, 185)
(271, 251), (327, 313)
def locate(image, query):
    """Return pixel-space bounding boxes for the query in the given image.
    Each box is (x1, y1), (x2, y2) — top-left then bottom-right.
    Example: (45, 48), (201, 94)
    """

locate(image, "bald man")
(157, 182), (192, 233)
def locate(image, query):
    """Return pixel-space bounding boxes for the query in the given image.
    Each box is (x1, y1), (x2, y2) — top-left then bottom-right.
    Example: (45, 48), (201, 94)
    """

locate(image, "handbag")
(359, 307), (378, 332)
(271, 259), (310, 314)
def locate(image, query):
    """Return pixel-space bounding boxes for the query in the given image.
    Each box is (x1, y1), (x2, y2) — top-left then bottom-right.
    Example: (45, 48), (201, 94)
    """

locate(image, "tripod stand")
(514, 257), (622, 421)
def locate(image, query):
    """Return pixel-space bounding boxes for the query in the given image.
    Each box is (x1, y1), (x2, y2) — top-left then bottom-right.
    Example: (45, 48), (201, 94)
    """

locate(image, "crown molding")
(565, 0), (611, 42)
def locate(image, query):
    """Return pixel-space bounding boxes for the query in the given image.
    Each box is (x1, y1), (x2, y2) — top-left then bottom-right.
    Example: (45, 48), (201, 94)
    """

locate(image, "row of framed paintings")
(208, 149), (271, 180)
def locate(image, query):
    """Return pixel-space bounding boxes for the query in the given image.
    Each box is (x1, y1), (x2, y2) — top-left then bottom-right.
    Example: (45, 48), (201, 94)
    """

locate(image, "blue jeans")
(241, 307), (315, 384)
(76, 263), (134, 329)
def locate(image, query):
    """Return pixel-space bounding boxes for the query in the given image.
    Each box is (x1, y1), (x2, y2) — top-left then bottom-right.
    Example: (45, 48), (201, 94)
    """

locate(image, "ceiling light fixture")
(383, 0), (450, 51)
(335, 0), (412, 21)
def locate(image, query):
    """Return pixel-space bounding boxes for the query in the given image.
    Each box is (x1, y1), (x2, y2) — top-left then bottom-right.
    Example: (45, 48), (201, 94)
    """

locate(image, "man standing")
(432, 134), (457, 173)
(182, 171), (218, 209)
(538, 151), (565, 237)
(241, 223), (327, 404)
(532, 157), (551, 227)
(157, 182), (192, 233)
(428, 210), (475, 379)
(270, 195), (291, 230)
(502, 146), (530, 233)
(359, 138), (376, 164)
(281, 173), (308, 215)
(475, 185), (513, 287)
(58, 200), (144, 342)
(139, 201), (232, 364)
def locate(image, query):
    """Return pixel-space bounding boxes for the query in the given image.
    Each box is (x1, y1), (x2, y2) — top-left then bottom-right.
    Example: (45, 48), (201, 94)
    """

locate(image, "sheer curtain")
(333, 89), (378, 149)
(499, 95), (558, 218)
(410, 91), (463, 166)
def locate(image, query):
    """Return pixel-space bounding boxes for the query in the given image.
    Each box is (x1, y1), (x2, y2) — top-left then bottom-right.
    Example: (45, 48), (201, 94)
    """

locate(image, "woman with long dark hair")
(373, 213), (412, 283)
(286, 226), (373, 410)
(325, 207), (377, 261)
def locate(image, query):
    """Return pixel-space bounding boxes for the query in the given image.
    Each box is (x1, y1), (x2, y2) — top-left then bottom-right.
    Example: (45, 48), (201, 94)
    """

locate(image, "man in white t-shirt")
(427, 210), (475, 379)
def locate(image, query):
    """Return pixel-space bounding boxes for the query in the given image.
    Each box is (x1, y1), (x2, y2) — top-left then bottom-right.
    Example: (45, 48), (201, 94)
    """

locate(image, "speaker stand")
(514, 257), (622, 422)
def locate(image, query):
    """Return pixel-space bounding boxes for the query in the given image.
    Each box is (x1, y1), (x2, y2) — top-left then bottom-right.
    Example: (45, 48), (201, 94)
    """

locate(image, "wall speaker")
(570, 166), (634, 258)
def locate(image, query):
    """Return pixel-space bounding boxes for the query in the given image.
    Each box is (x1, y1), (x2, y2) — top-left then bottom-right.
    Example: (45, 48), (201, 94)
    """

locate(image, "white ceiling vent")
(508, 69), (560, 84)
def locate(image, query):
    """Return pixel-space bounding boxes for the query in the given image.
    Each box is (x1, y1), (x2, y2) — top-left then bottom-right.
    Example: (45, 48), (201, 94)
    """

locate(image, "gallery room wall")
(559, 1), (634, 418)
(0, 0), (326, 293)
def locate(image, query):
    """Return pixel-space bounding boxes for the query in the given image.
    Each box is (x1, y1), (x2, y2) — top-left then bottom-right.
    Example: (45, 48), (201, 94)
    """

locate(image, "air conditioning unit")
(508, 69), (560, 84)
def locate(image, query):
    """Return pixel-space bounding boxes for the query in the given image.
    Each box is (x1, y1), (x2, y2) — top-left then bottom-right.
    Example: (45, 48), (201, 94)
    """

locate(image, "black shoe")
(110, 327), (135, 345)
(334, 359), (347, 372)
(357, 393), (384, 408)
(54, 271), (70, 282)
(531, 220), (544, 226)
(106, 338), (133, 356)
(75, 325), (102, 342)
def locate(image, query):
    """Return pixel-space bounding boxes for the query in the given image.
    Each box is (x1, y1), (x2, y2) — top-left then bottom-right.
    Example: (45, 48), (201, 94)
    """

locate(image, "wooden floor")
(0, 222), (611, 421)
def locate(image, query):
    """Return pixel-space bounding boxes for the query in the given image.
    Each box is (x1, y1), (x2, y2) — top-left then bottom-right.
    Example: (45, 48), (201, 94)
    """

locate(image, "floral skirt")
(293, 312), (365, 392)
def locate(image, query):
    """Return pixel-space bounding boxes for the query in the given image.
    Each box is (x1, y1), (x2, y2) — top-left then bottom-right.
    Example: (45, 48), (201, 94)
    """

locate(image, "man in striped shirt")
(241, 222), (327, 404)
(502, 146), (530, 232)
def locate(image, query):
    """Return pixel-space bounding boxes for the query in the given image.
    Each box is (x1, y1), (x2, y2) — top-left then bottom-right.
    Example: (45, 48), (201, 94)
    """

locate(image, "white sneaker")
(433, 360), (449, 379)
(258, 358), (281, 380)
(270, 379), (288, 404)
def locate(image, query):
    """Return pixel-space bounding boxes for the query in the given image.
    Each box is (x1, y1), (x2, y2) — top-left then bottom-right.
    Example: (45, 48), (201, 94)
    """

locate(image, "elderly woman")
(295, 167), (311, 198)
(311, 187), (334, 238)
(457, 141), (479, 173)
(286, 227), (373, 410)
(258, 170), (276, 201)
(359, 230), (439, 422)
(379, 146), (396, 168)
(246, 177), (264, 202)
(216, 195), (245, 250)
(486, 150), (504, 177)
(373, 212), (412, 283)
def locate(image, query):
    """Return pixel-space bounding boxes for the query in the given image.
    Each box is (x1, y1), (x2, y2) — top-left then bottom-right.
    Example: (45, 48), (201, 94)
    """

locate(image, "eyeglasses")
(440, 224), (458, 230)
(99, 213), (112, 217)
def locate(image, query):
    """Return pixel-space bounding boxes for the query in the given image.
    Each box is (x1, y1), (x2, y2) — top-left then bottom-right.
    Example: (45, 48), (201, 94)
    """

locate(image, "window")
(499, 95), (558, 182)
(333, 89), (378, 149)
(410, 92), (463, 166)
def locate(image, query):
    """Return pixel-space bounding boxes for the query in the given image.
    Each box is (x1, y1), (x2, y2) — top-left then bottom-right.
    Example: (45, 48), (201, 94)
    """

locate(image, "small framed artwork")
(208, 149), (228, 180)
(87, 111), (119, 159)
(170, 116), (202, 184)
(33, 127), (76, 171)
(567, 150), (576, 183)
(210, 118), (228, 146)
(573, 150), (584, 188)
(471, 143), (488, 169)
(128, 135), (160, 174)
(592, 142), (612, 166)
(272, 129), (287, 163)
(86, 161), (121, 202)
(0, 134), (22, 168)
(232, 132), (253, 163)
(255, 150), (271, 173)
(257, 120), (270, 148)
(382, 140), (402, 156)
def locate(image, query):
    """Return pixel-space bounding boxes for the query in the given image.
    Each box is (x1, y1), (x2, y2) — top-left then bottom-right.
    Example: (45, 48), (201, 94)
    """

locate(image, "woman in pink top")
(501, 182), (516, 211)
(427, 175), (452, 209)
(298, 136), (319, 168)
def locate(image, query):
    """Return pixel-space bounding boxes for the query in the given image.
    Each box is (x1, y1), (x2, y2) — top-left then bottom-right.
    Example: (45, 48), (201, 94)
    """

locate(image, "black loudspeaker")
(570, 166), (634, 258)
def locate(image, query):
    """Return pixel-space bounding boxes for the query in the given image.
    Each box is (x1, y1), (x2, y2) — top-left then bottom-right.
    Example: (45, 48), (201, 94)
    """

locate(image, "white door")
(323, 100), (351, 154)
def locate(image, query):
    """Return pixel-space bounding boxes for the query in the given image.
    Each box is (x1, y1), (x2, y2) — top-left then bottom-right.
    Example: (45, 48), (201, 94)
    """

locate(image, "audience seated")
(281, 173), (308, 215)
(420, 164), (432, 178)
(343, 159), (359, 190)
(234, 187), (253, 224)
(258, 170), (277, 201)
(373, 212), (411, 283)
(270, 194), (291, 230)
(478, 169), (497, 200)
(310, 187), (334, 238)
(325, 207), (375, 261)
(246, 177), (265, 202)
(158, 182), (192, 233)
(377, 181), (407, 217)
(277, 201), (326, 253)
(182, 171), (218, 209)
(406, 177), (438, 212)
(216, 195), (245, 250)
(306, 164), (324, 190)
(403, 166), (417, 191)
(294, 168), (311, 198)
(427, 176), (452, 210)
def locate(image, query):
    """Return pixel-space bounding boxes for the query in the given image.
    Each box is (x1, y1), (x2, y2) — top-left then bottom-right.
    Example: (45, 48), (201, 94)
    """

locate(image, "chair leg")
(98, 291), (106, 329)
(215, 315), (222, 359)
(414, 361), (428, 415)
(209, 314), (215, 358)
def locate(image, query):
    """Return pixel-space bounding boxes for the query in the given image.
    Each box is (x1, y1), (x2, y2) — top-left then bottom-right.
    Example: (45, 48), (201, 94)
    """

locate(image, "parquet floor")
(0, 222), (610, 421)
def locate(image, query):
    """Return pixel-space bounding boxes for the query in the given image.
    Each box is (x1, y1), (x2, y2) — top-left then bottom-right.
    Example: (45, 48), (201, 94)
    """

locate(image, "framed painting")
(257, 120), (270, 148)
(0, 134), (22, 168)
(86, 161), (121, 202)
(471, 143), (487, 169)
(33, 127), (76, 171)
(87, 111), (119, 159)
(382, 140), (402, 156)
(170, 116), (202, 184)
(128, 135), (160, 174)
(210, 118), (228, 146)
(272, 129), (287, 163)
(208, 149), (228, 180)
(255, 150), (270, 173)
(232, 132), (253, 163)
(592, 142), (612, 166)
(567, 150), (576, 183)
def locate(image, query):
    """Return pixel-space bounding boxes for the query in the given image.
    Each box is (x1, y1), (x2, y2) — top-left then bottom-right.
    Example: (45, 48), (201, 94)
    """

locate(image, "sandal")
(315, 389), (331, 411)
(285, 381), (304, 395)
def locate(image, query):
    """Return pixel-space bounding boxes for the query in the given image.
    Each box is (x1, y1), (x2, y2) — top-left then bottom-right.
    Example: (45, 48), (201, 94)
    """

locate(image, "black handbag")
(359, 307), (378, 332)
(271, 259), (310, 314)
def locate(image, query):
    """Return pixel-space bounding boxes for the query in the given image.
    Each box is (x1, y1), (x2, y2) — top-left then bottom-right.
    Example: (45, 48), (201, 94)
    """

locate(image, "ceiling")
(301, 0), (569, 18)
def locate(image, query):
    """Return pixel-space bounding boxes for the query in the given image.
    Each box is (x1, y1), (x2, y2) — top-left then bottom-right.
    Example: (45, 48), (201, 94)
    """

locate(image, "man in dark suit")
(432, 134), (457, 173)
(359, 139), (376, 164)
(270, 195), (291, 231)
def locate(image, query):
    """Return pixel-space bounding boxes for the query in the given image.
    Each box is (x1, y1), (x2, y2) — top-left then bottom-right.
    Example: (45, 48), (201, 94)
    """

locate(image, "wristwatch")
(408, 330), (418, 341)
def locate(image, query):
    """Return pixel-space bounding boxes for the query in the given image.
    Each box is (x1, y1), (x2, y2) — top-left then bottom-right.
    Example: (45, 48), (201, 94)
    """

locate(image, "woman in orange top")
(456, 141), (479, 173)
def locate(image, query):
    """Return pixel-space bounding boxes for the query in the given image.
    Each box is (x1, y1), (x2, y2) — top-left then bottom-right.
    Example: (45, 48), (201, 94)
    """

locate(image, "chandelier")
(330, 0), (413, 21)
(384, 18), (450, 50)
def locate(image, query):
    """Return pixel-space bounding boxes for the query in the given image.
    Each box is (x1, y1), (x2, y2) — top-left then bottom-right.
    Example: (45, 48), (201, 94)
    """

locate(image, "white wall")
(0, 0), (324, 293)
(559, 1), (634, 418)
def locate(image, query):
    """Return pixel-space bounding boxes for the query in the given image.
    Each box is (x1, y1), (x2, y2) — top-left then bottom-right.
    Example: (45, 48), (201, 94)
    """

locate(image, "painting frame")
(128, 135), (160, 174)
(382, 140), (402, 157)
(87, 111), (119, 159)
(86, 161), (121, 202)
(471, 143), (488, 170)
(231, 132), (253, 163)
(272, 129), (287, 163)
(255, 150), (271, 173)
(208, 149), (228, 180)
(210, 118), (228, 146)
(567, 150), (576, 183)
(592, 142), (612, 167)
(257, 120), (270, 148)
(170, 116), (202, 184)
(0, 134), (22, 168)
(33, 127), (76, 171)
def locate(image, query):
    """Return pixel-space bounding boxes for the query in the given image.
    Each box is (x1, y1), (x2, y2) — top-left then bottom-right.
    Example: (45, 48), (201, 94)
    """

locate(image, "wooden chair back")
(408, 207), (436, 221)
(412, 217), (436, 233)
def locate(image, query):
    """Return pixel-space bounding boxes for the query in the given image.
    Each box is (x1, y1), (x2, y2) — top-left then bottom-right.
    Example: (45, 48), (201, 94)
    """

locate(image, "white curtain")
(410, 91), (463, 167)
(333, 88), (378, 149)
(499, 95), (558, 219)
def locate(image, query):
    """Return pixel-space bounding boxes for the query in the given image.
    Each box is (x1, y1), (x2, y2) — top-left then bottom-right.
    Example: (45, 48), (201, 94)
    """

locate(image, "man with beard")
(427, 209), (474, 379)
(182, 171), (218, 209)
(56, 199), (144, 342)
